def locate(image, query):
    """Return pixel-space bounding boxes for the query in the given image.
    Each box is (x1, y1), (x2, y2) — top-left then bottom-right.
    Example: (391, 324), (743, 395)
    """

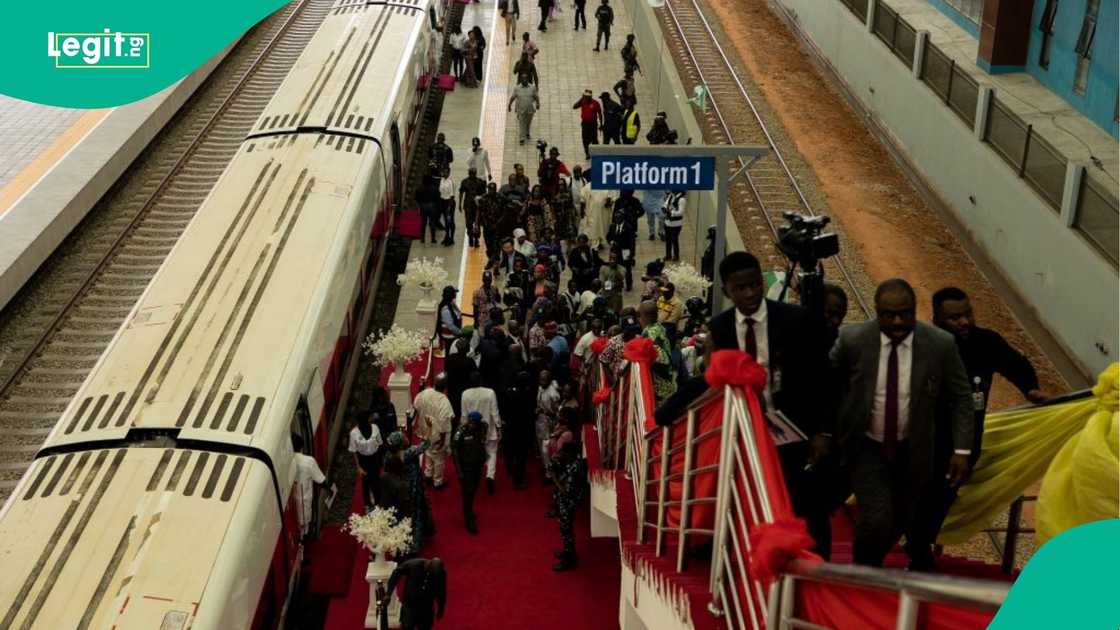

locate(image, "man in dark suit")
(830, 278), (973, 570)
(705, 251), (833, 557)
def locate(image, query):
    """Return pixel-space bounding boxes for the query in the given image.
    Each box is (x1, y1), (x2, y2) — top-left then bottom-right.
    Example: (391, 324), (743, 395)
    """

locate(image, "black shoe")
(553, 556), (578, 571)
(648, 234), (656, 241)
(487, 478), (495, 495)
(466, 520), (478, 534)
(593, 47), (599, 52)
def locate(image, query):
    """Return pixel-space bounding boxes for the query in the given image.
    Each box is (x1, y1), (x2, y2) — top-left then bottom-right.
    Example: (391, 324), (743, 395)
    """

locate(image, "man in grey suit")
(829, 278), (973, 570)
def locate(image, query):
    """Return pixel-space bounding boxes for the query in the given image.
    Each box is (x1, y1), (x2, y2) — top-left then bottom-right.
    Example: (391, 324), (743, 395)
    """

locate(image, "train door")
(291, 395), (320, 537)
(390, 121), (403, 211)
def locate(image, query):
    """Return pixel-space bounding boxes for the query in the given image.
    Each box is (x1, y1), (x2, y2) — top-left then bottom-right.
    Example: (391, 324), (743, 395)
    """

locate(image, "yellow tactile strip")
(0, 109), (112, 217)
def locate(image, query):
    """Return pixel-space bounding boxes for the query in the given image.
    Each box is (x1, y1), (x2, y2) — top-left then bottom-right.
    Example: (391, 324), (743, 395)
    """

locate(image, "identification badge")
(972, 391), (985, 411)
(622, 249), (631, 259)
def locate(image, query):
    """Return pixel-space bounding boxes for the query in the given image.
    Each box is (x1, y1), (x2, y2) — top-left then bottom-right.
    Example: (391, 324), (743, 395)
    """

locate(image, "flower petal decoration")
(592, 386), (613, 406)
(747, 518), (820, 585)
(623, 336), (657, 363)
(705, 349), (767, 393)
(590, 336), (610, 355)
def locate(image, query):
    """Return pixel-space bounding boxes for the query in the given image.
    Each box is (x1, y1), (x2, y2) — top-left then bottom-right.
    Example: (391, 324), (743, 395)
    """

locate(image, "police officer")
(452, 411), (488, 534)
(551, 441), (587, 571)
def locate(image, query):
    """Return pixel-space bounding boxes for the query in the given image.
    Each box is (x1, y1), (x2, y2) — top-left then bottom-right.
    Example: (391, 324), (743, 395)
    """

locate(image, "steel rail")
(0, 0), (314, 402)
(659, 0), (873, 318)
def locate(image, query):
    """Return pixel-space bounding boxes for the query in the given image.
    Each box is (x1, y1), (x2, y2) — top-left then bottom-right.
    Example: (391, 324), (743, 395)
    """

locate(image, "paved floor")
(452, 0), (703, 313)
(0, 98), (111, 215)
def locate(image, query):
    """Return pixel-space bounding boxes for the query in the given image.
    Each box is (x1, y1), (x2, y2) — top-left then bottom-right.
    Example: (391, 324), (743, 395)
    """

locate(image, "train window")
(292, 396), (313, 455)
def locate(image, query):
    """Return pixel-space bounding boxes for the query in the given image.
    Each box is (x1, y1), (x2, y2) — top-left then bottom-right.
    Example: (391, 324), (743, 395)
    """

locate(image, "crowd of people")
(302, 7), (1053, 629)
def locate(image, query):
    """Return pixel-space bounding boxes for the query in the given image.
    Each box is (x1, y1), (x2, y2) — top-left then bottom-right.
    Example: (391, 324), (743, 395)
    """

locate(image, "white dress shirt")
(293, 453), (326, 534)
(348, 425), (382, 456)
(574, 331), (599, 362)
(413, 388), (454, 449)
(868, 332), (912, 443)
(461, 387), (502, 441)
(467, 148), (492, 181)
(736, 301), (773, 409)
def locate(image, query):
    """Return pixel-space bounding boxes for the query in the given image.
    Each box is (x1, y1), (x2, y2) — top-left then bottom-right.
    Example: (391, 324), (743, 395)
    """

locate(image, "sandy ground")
(701, 0), (1070, 410)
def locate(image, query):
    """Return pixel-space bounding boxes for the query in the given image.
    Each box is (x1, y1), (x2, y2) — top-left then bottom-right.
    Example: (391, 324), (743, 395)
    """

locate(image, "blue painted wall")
(927, 0), (982, 38)
(1025, 0), (1119, 138)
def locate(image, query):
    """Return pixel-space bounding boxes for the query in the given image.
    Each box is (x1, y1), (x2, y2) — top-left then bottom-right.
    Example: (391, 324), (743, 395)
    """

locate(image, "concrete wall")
(774, 0), (1117, 376)
(1025, 0), (1119, 138)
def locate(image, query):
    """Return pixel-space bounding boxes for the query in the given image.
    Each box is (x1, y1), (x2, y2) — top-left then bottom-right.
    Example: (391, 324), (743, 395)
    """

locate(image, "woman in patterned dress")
(551, 179), (577, 251)
(523, 185), (549, 241)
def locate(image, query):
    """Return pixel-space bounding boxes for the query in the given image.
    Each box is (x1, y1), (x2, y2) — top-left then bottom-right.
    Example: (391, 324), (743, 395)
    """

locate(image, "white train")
(0, 0), (438, 627)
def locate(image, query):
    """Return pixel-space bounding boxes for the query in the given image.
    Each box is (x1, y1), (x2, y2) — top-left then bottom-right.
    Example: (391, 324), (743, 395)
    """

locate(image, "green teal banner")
(1, 0), (290, 108)
(991, 519), (1120, 628)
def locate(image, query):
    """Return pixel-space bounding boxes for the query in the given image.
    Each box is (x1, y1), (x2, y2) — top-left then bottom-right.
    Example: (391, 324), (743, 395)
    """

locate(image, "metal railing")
(614, 357), (1012, 629)
(774, 561), (1009, 630)
(1075, 169), (1120, 265)
(847, 0), (1119, 263)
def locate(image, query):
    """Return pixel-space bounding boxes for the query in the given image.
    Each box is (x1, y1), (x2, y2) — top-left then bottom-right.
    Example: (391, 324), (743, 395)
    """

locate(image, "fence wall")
(772, 0), (1118, 377)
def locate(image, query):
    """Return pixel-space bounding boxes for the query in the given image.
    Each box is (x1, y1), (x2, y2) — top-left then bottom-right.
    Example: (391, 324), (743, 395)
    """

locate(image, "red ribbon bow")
(705, 349), (767, 393)
(622, 336), (657, 363)
(592, 386), (612, 406)
(747, 518), (821, 584)
(589, 336), (610, 355)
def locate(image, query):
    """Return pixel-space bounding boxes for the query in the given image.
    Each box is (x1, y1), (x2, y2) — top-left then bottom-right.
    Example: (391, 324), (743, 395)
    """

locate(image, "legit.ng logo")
(47, 29), (150, 68)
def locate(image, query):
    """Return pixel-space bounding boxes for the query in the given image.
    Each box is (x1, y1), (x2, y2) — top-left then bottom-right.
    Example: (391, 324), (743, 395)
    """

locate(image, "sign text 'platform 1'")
(590, 155), (715, 191)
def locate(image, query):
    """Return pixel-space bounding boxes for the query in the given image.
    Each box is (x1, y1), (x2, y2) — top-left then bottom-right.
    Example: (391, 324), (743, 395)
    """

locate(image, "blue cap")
(467, 411), (483, 422)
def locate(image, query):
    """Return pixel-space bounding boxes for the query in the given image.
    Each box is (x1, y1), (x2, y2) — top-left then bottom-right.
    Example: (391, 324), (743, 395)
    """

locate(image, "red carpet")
(322, 354), (622, 629)
(307, 525), (359, 596)
(397, 209), (422, 239)
(324, 459), (621, 629)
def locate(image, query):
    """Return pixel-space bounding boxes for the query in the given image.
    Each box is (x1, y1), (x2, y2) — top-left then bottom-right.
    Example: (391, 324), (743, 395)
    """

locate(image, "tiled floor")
(0, 97), (89, 189)
(392, 0), (701, 338)
(467, 0), (699, 308)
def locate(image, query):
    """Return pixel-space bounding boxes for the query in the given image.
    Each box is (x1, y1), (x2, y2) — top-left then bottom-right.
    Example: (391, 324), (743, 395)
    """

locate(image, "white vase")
(393, 361), (405, 377)
(366, 551), (401, 628)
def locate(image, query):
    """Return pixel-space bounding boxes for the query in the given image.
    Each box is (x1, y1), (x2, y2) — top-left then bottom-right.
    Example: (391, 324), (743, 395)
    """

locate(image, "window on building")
(1038, 0), (1059, 69)
(944, 0), (983, 26)
(1073, 0), (1099, 95)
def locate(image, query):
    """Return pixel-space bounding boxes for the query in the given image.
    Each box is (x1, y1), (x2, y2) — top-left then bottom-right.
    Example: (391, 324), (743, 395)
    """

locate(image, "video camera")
(536, 138), (548, 162)
(776, 212), (840, 316)
(777, 212), (839, 270)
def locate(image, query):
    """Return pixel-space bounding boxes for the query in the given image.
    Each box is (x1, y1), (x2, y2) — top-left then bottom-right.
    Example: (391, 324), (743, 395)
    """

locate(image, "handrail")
(784, 559), (1010, 610)
(610, 356), (1012, 629)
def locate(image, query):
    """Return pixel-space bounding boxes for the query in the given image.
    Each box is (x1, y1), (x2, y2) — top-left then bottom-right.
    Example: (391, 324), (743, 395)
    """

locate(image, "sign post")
(589, 144), (768, 314)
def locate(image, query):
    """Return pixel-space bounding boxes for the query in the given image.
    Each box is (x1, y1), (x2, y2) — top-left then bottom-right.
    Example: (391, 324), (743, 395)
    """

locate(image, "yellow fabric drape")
(938, 363), (1119, 545)
(1035, 365), (1120, 545)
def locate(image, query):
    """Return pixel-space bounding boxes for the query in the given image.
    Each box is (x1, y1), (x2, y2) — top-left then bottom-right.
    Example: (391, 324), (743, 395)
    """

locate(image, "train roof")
(40, 0), (430, 454)
(0, 447), (266, 629)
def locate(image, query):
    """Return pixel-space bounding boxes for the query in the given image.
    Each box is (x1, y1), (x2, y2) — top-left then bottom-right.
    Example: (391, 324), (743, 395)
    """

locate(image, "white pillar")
(1060, 161), (1086, 227)
(866, 0), (876, 31)
(913, 31), (928, 78)
(365, 556), (402, 628)
(974, 85), (994, 140)
(388, 366), (414, 427)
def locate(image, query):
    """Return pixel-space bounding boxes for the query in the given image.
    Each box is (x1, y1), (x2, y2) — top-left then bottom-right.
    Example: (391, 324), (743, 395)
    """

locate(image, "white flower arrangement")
(345, 506), (413, 556)
(664, 262), (712, 298)
(362, 324), (428, 367)
(396, 256), (448, 290)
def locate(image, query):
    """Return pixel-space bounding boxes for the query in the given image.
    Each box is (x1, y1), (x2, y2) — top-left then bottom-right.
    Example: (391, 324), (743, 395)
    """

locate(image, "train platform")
(0, 49), (232, 312)
(392, 0), (709, 333)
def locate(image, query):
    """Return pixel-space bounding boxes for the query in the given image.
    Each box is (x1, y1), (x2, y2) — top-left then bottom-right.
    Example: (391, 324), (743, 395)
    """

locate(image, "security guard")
(452, 411), (488, 534)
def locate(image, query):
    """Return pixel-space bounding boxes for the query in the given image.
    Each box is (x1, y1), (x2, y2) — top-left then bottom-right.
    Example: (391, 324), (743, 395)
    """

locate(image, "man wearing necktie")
(830, 278), (973, 569)
(705, 252), (834, 557)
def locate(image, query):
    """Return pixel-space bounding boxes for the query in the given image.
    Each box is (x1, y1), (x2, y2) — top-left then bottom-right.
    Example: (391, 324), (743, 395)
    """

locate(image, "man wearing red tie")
(704, 252), (833, 557)
(830, 278), (973, 570)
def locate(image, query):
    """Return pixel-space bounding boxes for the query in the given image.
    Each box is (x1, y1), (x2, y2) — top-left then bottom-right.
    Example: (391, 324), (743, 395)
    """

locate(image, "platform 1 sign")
(590, 155), (715, 190)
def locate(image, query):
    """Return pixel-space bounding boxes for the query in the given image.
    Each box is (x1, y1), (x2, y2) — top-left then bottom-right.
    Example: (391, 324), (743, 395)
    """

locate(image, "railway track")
(658, 0), (873, 320)
(0, 0), (335, 503)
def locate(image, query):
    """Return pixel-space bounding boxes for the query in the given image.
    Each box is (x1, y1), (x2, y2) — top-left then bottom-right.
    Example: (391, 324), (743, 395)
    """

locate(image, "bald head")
(433, 372), (448, 391)
(638, 300), (658, 326)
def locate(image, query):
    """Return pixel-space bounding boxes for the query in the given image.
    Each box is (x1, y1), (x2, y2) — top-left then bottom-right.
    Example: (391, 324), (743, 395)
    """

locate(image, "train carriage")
(0, 1), (439, 627)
